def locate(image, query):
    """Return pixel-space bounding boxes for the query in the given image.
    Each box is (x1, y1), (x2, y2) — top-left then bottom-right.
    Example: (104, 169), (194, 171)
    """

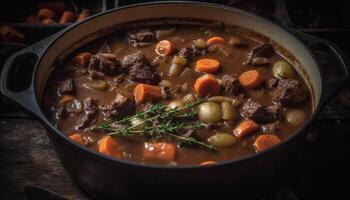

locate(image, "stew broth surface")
(43, 22), (312, 166)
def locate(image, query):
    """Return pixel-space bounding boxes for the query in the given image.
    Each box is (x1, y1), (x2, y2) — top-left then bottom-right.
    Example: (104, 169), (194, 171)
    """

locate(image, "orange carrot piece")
(194, 74), (221, 98)
(69, 133), (85, 145)
(195, 58), (221, 73)
(37, 8), (56, 21)
(207, 36), (225, 45)
(0, 26), (25, 43)
(73, 52), (92, 67)
(98, 136), (121, 158)
(37, 1), (66, 14)
(77, 9), (90, 21)
(59, 11), (75, 24)
(254, 134), (281, 152)
(59, 95), (75, 104)
(143, 142), (176, 162)
(42, 18), (56, 25)
(200, 161), (217, 165)
(155, 40), (176, 56)
(134, 83), (162, 104)
(234, 120), (260, 138)
(238, 69), (264, 89)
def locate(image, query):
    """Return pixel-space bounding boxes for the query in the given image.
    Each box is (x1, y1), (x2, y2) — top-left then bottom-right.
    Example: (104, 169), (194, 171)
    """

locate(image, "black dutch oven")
(1, 2), (349, 199)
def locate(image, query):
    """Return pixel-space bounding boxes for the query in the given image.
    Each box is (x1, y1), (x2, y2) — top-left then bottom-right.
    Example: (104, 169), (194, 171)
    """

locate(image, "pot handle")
(0, 42), (48, 119)
(289, 29), (349, 107)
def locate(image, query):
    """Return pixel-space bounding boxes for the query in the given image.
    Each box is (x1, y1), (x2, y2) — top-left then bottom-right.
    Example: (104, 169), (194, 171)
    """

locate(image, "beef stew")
(43, 21), (312, 166)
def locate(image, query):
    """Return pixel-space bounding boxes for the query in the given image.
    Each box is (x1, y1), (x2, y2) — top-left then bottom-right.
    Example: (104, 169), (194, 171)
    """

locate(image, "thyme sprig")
(96, 99), (217, 151)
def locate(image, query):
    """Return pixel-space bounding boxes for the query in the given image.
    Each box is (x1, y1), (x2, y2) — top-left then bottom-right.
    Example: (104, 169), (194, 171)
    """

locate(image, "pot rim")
(34, 1), (323, 169)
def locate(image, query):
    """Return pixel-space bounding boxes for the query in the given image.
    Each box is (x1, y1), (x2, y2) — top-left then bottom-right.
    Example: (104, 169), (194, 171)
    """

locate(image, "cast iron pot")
(1, 2), (349, 199)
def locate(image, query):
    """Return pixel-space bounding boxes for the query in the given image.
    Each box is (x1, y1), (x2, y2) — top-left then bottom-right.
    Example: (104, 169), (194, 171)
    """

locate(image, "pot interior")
(35, 3), (320, 111)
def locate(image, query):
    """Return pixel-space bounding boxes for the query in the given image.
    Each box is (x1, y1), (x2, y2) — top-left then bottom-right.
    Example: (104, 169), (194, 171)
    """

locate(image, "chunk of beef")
(55, 106), (65, 120)
(160, 86), (171, 100)
(88, 53), (120, 75)
(100, 93), (135, 119)
(244, 43), (274, 65)
(128, 31), (157, 47)
(240, 99), (282, 123)
(266, 103), (282, 121)
(76, 98), (98, 129)
(140, 102), (154, 112)
(221, 74), (240, 96)
(88, 70), (105, 80)
(58, 79), (74, 95)
(272, 79), (308, 105)
(120, 51), (147, 73)
(129, 63), (160, 85)
(261, 121), (280, 134)
(268, 78), (279, 89)
(178, 47), (195, 61)
(241, 99), (267, 122)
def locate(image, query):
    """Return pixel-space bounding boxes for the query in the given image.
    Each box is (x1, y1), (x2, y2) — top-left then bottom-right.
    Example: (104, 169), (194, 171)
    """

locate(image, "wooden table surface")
(0, 111), (90, 200)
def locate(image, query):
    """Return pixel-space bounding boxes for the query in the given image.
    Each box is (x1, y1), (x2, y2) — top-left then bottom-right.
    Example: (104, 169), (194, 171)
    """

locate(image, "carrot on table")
(98, 136), (121, 158)
(59, 11), (76, 24)
(143, 142), (176, 162)
(77, 9), (90, 21)
(207, 36), (225, 45)
(73, 52), (92, 67)
(42, 18), (56, 25)
(0, 26), (25, 43)
(254, 134), (281, 152)
(134, 83), (162, 104)
(195, 58), (221, 73)
(238, 69), (264, 89)
(155, 40), (176, 56)
(194, 74), (221, 98)
(200, 161), (217, 165)
(37, 8), (56, 21)
(234, 120), (259, 138)
(38, 1), (66, 14)
(69, 133), (86, 145)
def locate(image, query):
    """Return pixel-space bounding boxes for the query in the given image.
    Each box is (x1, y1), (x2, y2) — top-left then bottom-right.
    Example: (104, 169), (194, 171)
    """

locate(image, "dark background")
(1, 0), (350, 199)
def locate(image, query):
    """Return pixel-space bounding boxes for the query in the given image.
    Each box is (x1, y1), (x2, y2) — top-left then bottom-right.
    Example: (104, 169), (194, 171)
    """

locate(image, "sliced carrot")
(195, 58), (221, 73)
(155, 40), (176, 56)
(194, 74), (221, 98)
(143, 142), (176, 162)
(98, 136), (121, 158)
(59, 11), (76, 24)
(59, 95), (75, 104)
(234, 120), (260, 139)
(254, 134), (281, 152)
(0, 26), (25, 43)
(73, 52), (92, 67)
(207, 36), (225, 45)
(238, 69), (264, 89)
(69, 133), (85, 145)
(37, 8), (56, 21)
(42, 18), (56, 25)
(134, 83), (162, 104)
(200, 161), (217, 165)
(77, 9), (90, 21)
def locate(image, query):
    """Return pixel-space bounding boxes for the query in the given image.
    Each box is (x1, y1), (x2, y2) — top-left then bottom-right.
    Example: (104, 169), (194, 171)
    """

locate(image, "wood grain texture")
(0, 118), (90, 200)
